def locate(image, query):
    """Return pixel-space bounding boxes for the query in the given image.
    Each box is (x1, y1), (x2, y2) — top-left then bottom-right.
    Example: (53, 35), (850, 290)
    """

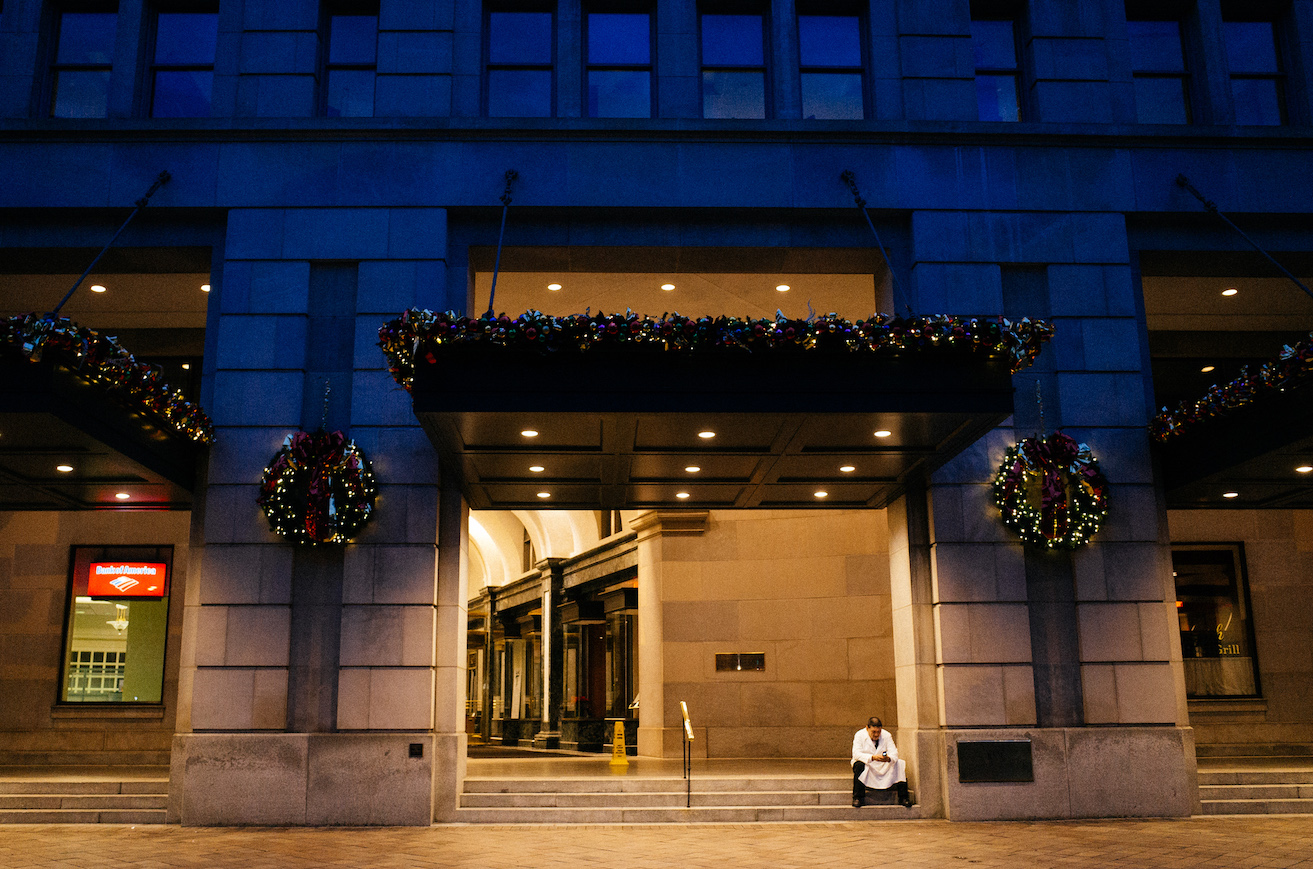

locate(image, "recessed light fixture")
(1222, 492), (1239, 499)
(181, 363), (190, 370)
(874, 430), (892, 438)
(521, 429), (539, 438)
(684, 466), (701, 473)
(201, 284), (211, 292)
(529, 465), (545, 473)
(536, 491), (551, 499)
(1297, 466), (1313, 474)
(839, 465), (855, 473)
(90, 285), (107, 293)
(697, 430), (716, 439)
(676, 492), (690, 499)
(661, 283), (675, 291)
(1201, 365), (1215, 373)
(1222, 288), (1238, 296)
(114, 492), (130, 500)
(776, 284), (790, 292)
(814, 491), (828, 498)
(547, 283), (562, 291)
(56, 464), (74, 473)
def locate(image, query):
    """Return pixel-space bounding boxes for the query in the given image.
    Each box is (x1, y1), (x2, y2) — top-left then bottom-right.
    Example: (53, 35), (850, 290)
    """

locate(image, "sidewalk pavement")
(2, 816), (1311, 869)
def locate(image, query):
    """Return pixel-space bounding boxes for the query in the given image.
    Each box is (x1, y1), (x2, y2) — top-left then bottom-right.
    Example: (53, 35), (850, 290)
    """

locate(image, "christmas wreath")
(258, 430), (377, 545)
(992, 432), (1109, 549)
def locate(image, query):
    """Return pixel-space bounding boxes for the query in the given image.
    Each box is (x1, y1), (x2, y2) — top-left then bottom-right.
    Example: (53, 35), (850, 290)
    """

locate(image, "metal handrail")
(680, 700), (693, 808)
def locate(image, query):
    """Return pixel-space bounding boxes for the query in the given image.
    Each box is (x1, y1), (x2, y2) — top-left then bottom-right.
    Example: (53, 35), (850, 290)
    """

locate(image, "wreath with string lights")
(992, 432), (1109, 549)
(257, 430), (377, 545)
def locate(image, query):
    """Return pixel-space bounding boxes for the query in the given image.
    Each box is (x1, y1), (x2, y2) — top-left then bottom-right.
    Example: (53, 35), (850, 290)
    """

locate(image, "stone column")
(431, 481), (469, 821)
(537, 558), (566, 748)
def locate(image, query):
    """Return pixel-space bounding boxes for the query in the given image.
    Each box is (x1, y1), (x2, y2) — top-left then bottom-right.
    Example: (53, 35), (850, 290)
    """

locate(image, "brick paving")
(2, 817), (1313, 868)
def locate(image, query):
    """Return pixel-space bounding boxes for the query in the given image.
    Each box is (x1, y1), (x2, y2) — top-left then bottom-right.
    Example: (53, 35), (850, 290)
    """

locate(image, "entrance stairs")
(0, 767), (168, 823)
(1197, 751), (1313, 816)
(456, 756), (919, 823)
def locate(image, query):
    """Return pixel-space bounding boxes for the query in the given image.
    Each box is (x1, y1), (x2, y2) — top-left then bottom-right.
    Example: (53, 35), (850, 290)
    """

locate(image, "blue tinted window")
(1224, 21), (1280, 74)
(702, 14), (763, 67)
(588, 69), (650, 117)
(154, 13), (218, 65)
(1127, 20), (1186, 72)
(152, 70), (212, 117)
(488, 68), (552, 116)
(57, 12), (117, 64)
(1231, 77), (1283, 125)
(329, 15), (378, 65)
(1134, 77), (1189, 124)
(52, 70), (111, 117)
(52, 12), (116, 118)
(798, 15), (860, 68)
(490, 12), (552, 65)
(971, 19), (1016, 70)
(802, 72), (862, 119)
(326, 69), (375, 117)
(976, 73), (1019, 122)
(588, 13), (649, 64)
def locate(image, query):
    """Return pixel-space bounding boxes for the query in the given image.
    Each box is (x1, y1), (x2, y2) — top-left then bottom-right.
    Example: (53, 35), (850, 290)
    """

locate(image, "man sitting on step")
(851, 716), (912, 808)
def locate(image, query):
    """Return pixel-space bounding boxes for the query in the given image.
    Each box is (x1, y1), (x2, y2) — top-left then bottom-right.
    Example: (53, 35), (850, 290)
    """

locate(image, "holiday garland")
(992, 432), (1109, 549)
(0, 312), (214, 444)
(1150, 331), (1313, 442)
(257, 430), (377, 545)
(377, 309), (1054, 391)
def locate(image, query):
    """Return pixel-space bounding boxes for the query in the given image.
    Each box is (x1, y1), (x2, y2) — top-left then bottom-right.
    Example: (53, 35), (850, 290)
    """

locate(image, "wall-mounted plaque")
(715, 653), (765, 672)
(957, 739), (1034, 783)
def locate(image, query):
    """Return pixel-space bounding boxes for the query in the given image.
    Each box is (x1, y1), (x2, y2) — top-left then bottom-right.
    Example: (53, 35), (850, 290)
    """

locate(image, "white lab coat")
(852, 728), (907, 790)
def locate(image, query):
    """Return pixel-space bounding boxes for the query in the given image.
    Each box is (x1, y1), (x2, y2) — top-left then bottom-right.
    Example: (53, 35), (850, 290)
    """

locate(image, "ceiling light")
(697, 430), (716, 439)
(839, 465), (855, 473)
(536, 491), (551, 499)
(529, 465), (545, 473)
(201, 284), (211, 292)
(90, 285), (107, 293)
(1297, 466), (1312, 474)
(114, 492), (130, 500)
(684, 466), (701, 473)
(521, 429), (539, 438)
(776, 284), (790, 292)
(874, 430), (892, 438)
(1201, 365), (1215, 373)
(181, 363), (190, 370)
(1222, 492), (1239, 499)
(1222, 288), (1238, 296)
(661, 283), (675, 291)
(56, 464), (74, 473)
(547, 283), (562, 291)
(676, 492), (690, 499)
(814, 491), (828, 498)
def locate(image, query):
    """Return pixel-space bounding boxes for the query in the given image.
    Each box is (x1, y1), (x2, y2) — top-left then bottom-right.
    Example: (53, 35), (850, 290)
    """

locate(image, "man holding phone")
(851, 716), (912, 808)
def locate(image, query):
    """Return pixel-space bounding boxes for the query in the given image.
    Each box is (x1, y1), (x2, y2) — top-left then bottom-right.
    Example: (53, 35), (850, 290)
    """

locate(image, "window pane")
(329, 15), (378, 65)
(1231, 77), (1283, 125)
(151, 69), (213, 117)
(701, 14), (763, 67)
(970, 19), (1016, 70)
(588, 69), (650, 118)
(326, 69), (376, 117)
(801, 72), (863, 119)
(57, 12), (117, 64)
(1174, 548), (1258, 698)
(588, 13), (649, 64)
(1224, 21), (1280, 74)
(702, 70), (765, 118)
(155, 13), (218, 65)
(488, 68), (552, 116)
(52, 70), (111, 118)
(1127, 20), (1185, 72)
(1133, 75), (1189, 124)
(489, 12), (552, 65)
(798, 15), (860, 68)
(975, 72), (1019, 121)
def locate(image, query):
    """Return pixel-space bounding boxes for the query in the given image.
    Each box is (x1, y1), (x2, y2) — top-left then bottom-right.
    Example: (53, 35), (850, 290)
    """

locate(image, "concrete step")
(1197, 770), (1313, 786)
(462, 776), (851, 794)
(0, 779), (167, 796)
(1199, 784), (1313, 801)
(453, 804), (919, 823)
(461, 789), (861, 808)
(0, 808), (166, 824)
(1200, 798), (1313, 815)
(0, 776), (169, 823)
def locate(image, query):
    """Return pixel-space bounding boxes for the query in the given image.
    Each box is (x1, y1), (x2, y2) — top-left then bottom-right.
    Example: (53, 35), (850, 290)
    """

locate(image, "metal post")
(486, 169), (518, 318)
(52, 171), (171, 316)
(680, 700), (693, 808)
(841, 170), (912, 316)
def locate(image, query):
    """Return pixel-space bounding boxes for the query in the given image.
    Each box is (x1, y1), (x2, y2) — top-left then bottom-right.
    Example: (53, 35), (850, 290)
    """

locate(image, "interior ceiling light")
(529, 465), (545, 473)
(1222, 492), (1239, 499)
(201, 284), (211, 292)
(56, 464), (74, 473)
(181, 363), (190, 370)
(814, 491), (828, 498)
(776, 284), (790, 292)
(684, 465), (701, 473)
(676, 492), (690, 499)
(1201, 365), (1215, 373)
(839, 465), (855, 473)
(1297, 466), (1313, 474)
(697, 430), (716, 439)
(547, 283), (562, 291)
(1222, 288), (1238, 296)
(90, 285), (107, 293)
(661, 283), (675, 291)
(114, 492), (130, 500)
(536, 491), (551, 499)
(521, 429), (539, 438)
(874, 430), (892, 438)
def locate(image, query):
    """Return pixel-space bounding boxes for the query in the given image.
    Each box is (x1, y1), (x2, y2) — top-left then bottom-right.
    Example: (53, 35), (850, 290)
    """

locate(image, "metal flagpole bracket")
(841, 170), (912, 316)
(486, 169), (519, 318)
(1175, 173), (1313, 301)
(52, 170), (172, 317)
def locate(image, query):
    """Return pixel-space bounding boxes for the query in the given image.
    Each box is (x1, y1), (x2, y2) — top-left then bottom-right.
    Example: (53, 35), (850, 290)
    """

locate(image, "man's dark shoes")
(899, 796), (913, 808)
(852, 799), (862, 808)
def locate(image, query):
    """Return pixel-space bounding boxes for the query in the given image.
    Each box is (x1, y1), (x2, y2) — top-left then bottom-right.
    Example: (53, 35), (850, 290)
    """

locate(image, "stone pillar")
(431, 481), (469, 822)
(537, 558), (566, 747)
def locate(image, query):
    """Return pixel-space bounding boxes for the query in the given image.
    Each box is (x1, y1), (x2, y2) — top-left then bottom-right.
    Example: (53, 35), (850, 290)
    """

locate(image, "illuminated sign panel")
(87, 562), (169, 598)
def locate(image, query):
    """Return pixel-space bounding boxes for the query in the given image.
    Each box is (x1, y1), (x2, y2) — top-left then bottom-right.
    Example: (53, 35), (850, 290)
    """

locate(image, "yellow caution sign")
(609, 720), (629, 768)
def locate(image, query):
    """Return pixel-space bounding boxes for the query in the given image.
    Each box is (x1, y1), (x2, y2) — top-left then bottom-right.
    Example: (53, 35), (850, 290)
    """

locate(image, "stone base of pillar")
(170, 733), (435, 826)
(532, 730), (561, 750)
(431, 731), (467, 822)
(938, 726), (1198, 821)
(638, 725), (706, 759)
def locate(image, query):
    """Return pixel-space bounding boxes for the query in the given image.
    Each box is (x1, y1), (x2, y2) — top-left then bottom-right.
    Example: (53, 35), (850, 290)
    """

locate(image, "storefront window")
(605, 611), (637, 718)
(1173, 545), (1259, 697)
(60, 546), (172, 703)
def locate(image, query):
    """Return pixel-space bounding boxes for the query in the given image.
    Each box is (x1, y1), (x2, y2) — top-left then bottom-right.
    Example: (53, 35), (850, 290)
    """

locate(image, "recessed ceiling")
(0, 273), (210, 331)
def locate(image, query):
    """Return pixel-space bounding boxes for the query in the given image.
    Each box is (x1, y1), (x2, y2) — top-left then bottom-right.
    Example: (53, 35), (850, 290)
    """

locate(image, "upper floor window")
(323, 7), (379, 117)
(1223, 18), (1285, 125)
(700, 11), (767, 119)
(149, 9), (218, 117)
(586, 11), (652, 118)
(486, 8), (554, 117)
(1127, 17), (1191, 124)
(50, 7), (118, 118)
(798, 14), (864, 119)
(971, 16), (1020, 121)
